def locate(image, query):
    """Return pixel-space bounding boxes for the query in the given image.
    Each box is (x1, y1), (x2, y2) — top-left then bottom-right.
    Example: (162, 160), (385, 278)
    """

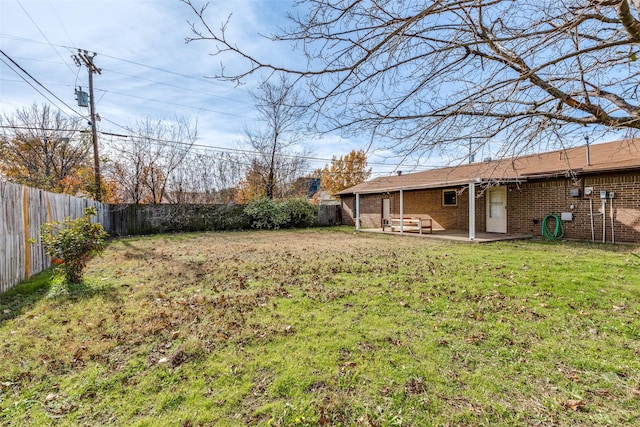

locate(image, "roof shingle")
(338, 139), (640, 195)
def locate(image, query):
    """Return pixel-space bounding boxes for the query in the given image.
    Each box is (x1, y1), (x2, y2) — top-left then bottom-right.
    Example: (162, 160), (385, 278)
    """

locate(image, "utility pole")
(73, 50), (102, 202)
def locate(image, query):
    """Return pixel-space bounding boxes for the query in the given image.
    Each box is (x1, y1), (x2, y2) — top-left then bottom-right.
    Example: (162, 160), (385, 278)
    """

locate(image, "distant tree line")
(1, 101), (371, 204)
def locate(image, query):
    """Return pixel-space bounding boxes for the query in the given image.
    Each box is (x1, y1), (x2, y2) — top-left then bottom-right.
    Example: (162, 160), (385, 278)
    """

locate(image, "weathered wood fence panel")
(109, 204), (249, 235)
(109, 204), (341, 236)
(0, 181), (110, 293)
(317, 205), (341, 226)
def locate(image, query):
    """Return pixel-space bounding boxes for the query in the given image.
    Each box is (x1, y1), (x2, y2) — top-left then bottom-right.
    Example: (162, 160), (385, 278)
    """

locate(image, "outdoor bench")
(384, 217), (433, 234)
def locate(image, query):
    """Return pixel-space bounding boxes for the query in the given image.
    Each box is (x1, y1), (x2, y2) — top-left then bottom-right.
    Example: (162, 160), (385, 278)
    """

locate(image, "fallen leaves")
(561, 399), (586, 411)
(405, 377), (427, 395)
(464, 333), (485, 345)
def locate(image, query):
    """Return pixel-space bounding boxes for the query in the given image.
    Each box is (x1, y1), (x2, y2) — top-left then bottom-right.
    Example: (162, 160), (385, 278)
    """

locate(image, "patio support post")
(469, 180), (476, 241)
(399, 189), (404, 233)
(355, 193), (360, 230)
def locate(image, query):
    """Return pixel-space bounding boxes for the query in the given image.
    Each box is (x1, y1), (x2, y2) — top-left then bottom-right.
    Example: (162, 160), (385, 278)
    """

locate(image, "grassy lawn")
(1, 228), (639, 426)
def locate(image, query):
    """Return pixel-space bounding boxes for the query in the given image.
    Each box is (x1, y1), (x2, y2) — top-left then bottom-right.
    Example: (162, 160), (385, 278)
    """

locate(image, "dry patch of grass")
(1, 228), (639, 426)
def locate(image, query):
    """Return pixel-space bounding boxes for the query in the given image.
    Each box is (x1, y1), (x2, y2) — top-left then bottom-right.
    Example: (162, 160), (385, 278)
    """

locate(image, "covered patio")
(360, 227), (532, 243)
(351, 177), (521, 241)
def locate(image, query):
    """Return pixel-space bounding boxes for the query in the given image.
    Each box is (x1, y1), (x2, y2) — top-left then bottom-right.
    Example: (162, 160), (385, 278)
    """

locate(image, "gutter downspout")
(589, 199), (595, 242)
(355, 193), (360, 231)
(610, 195), (615, 244)
(602, 197), (606, 243)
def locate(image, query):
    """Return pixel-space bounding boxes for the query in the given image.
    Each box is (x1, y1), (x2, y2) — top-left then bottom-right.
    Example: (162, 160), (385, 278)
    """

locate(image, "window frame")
(442, 189), (457, 206)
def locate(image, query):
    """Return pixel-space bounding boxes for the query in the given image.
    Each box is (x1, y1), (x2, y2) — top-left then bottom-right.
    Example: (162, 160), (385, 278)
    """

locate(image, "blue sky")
(1, 0), (408, 176)
(0, 0), (625, 180)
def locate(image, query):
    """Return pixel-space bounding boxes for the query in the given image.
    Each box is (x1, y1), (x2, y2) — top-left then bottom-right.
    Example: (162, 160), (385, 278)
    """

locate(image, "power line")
(103, 68), (248, 106)
(94, 87), (253, 120)
(0, 123), (441, 173)
(0, 37), (442, 175)
(15, 0), (77, 76)
(0, 34), (250, 105)
(0, 49), (86, 119)
(48, 0), (77, 50)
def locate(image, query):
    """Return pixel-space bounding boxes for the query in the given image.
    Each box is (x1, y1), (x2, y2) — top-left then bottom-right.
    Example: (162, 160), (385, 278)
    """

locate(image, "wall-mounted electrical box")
(608, 192), (615, 199)
(570, 188), (581, 197)
(561, 212), (573, 221)
(584, 187), (593, 199)
(600, 190), (608, 199)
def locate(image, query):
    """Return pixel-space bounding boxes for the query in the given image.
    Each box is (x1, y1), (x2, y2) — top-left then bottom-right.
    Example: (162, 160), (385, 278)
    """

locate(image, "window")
(442, 189), (457, 206)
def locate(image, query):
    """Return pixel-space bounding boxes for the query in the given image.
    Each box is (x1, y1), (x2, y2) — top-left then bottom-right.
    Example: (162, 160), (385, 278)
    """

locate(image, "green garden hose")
(542, 214), (564, 240)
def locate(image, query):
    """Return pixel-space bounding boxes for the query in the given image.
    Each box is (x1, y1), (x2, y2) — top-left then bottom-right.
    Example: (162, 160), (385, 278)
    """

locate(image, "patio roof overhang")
(352, 177), (526, 242)
(349, 177), (527, 195)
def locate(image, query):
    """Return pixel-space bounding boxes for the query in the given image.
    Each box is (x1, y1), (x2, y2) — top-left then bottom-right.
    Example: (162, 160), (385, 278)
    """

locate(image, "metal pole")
(602, 199), (606, 243)
(469, 181), (476, 241)
(355, 193), (360, 231)
(399, 189), (404, 234)
(589, 199), (595, 242)
(610, 196), (615, 244)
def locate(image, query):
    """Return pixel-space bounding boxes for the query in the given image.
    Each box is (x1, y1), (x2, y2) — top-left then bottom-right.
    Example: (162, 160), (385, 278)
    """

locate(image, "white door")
(382, 198), (391, 226)
(486, 186), (507, 233)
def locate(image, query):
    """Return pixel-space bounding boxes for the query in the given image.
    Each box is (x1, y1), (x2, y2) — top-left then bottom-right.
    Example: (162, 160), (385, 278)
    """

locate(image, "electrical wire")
(48, 0), (77, 49)
(0, 38), (446, 176)
(103, 68), (248, 105)
(0, 123), (437, 175)
(0, 34), (252, 113)
(15, 0), (77, 76)
(94, 87), (253, 120)
(0, 35), (443, 170)
(0, 49), (86, 119)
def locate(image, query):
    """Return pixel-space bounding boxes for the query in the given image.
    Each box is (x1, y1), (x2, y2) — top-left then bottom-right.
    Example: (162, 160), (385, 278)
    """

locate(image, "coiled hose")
(542, 214), (564, 240)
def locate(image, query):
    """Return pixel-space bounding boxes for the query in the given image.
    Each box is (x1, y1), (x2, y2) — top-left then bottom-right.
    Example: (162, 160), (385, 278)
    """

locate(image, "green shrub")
(281, 198), (318, 228)
(244, 198), (288, 230)
(244, 198), (318, 230)
(39, 207), (109, 283)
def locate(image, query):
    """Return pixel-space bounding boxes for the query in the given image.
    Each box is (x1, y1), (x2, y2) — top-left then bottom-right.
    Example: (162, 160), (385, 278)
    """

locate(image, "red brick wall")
(340, 197), (355, 226)
(508, 173), (640, 243)
(390, 188), (481, 231)
(359, 196), (382, 228)
(339, 171), (640, 243)
(343, 187), (486, 231)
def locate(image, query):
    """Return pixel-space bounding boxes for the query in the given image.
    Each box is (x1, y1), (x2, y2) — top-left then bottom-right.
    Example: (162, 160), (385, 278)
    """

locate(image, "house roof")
(337, 139), (640, 195)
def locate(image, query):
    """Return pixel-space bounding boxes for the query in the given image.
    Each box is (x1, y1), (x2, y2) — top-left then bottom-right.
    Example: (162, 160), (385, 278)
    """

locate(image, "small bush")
(244, 198), (288, 230)
(39, 207), (109, 283)
(281, 198), (318, 228)
(244, 198), (317, 230)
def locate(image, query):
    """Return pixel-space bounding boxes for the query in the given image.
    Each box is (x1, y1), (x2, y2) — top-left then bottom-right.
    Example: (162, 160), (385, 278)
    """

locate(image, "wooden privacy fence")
(0, 181), (110, 294)
(109, 203), (341, 235)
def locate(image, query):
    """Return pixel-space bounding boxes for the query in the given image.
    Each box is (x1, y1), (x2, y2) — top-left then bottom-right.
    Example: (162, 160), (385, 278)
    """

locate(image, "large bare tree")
(0, 103), (90, 192)
(108, 117), (197, 204)
(184, 0), (640, 158)
(167, 150), (243, 204)
(238, 76), (311, 200)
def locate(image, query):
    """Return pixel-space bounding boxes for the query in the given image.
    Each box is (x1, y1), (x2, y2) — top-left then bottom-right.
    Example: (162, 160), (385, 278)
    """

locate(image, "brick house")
(336, 139), (640, 243)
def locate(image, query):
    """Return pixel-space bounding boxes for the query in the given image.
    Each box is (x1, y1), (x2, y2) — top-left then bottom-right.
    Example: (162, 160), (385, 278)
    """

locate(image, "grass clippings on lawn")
(1, 228), (639, 426)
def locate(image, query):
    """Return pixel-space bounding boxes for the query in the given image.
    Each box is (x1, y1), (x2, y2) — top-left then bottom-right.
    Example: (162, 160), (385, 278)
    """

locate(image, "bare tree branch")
(183, 0), (640, 157)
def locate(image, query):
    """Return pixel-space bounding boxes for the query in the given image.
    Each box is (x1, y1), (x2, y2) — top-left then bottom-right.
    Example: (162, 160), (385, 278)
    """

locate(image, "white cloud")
(0, 0), (408, 177)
